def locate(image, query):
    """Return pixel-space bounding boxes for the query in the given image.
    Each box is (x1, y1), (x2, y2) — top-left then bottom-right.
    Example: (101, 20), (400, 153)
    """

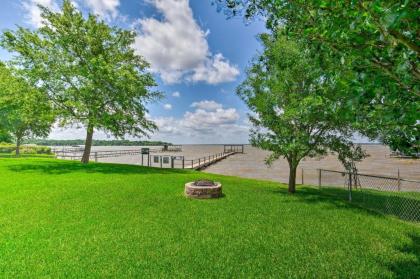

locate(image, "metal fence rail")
(317, 169), (420, 222)
(54, 149), (161, 161)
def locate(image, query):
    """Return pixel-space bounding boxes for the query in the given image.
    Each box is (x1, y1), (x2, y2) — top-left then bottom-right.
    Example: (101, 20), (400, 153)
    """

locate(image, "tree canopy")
(0, 130), (12, 143)
(214, 0), (420, 153)
(239, 34), (365, 193)
(1, 0), (161, 163)
(0, 63), (54, 154)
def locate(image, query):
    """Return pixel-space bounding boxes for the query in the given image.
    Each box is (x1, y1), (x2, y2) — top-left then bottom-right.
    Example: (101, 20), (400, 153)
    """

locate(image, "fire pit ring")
(185, 180), (222, 199)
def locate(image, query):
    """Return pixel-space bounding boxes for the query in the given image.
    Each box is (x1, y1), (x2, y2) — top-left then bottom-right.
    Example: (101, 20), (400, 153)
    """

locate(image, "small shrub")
(0, 143), (52, 155)
(0, 143), (16, 153)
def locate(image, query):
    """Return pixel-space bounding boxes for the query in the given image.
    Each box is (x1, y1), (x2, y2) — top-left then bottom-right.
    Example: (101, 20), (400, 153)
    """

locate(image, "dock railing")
(145, 151), (237, 170)
(53, 146), (241, 168)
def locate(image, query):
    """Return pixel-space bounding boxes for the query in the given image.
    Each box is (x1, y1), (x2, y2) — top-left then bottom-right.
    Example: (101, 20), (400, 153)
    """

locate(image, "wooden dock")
(143, 151), (239, 170)
(54, 144), (245, 170)
(188, 152), (236, 170)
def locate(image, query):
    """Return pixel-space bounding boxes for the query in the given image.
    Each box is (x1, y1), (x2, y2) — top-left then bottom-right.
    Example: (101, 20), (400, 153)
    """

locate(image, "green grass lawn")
(0, 158), (419, 278)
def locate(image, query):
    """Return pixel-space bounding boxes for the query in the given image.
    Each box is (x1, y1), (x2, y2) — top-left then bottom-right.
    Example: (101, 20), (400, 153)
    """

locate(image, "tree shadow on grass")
(354, 191), (419, 223)
(386, 232), (420, 279)
(271, 187), (420, 278)
(319, 187), (420, 223)
(271, 187), (381, 217)
(6, 160), (192, 176)
(271, 186), (420, 222)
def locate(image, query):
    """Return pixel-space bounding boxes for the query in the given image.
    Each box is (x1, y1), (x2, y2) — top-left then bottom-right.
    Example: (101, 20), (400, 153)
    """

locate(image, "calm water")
(55, 144), (420, 183)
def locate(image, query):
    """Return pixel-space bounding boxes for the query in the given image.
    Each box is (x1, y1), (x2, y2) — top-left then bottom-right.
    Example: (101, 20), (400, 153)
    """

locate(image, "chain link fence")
(312, 169), (420, 222)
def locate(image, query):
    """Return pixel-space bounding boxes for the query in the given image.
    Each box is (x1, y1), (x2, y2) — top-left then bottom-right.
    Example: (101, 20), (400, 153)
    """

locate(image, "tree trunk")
(81, 125), (94, 164)
(15, 137), (21, 156)
(288, 162), (297, 193)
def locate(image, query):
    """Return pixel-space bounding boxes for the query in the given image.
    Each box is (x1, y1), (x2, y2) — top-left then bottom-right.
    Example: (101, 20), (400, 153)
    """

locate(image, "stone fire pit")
(185, 180), (222, 199)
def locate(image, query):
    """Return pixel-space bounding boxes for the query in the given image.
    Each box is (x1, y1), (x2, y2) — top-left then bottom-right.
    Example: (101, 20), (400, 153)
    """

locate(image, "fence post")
(94, 152), (98, 162)
(349, 172), (352, 202)
(318, 169), (322, 189)
(182, 157), (185, 169)
(397, 169), (401, 191)
(301, 168), (304, 185)
(171, 157), (174, 168)
(160, 156), (162, 168)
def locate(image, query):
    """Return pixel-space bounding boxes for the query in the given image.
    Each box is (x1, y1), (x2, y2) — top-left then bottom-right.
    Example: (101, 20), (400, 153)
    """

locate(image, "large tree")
(214, 0), (420, 153)
(1, 0), (161, 163)
(0, 64), (54, 155)
(239, 34), (365, 193)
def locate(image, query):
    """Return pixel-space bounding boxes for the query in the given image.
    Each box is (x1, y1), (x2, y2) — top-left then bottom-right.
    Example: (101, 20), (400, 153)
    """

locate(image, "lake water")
(55, 144), (420, 185)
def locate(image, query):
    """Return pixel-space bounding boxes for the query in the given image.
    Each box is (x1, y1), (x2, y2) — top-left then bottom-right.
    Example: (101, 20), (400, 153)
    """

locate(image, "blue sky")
(0, 0), (266, 144)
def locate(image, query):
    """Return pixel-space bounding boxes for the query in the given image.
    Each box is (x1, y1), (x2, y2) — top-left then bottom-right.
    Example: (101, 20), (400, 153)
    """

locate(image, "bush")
(0, 143), (15, 153)
(0, 143), (52, 155)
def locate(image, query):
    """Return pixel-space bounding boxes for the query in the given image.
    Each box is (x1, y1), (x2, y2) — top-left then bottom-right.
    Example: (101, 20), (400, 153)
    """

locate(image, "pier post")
(318, 169), (321, 189)
(301, 169), (304, 185)
(348, 173), (352, 202)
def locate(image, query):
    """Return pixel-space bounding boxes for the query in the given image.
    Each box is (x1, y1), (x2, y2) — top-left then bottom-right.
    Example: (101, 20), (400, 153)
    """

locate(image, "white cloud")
(22, 0), (120, 27)
(83, 0), (120, 20)
(163, 103), (172, 110)
(133, 0), (239, 84)
(49, 123), (110, 140)
(22, 0), (59, 27)
(153, 117), (183, 136)
(183, 107), (239, 130)
(189, 53), (239, 84)
(151, 100), (247, 143)
(191, 100), (222, 111)
(172, 91), (181, 97)
(49, 101), (249, 143)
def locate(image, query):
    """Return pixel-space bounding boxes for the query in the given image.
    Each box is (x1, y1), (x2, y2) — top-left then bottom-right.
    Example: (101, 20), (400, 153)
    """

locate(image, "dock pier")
(53, 144), (245, 170)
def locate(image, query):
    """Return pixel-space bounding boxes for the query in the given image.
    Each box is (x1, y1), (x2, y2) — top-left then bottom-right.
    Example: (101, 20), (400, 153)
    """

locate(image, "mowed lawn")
(0, 158), (418, 278)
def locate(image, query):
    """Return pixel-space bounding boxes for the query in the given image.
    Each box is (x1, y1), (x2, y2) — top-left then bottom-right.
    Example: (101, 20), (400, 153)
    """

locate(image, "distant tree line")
(24, 139), (172, 147)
